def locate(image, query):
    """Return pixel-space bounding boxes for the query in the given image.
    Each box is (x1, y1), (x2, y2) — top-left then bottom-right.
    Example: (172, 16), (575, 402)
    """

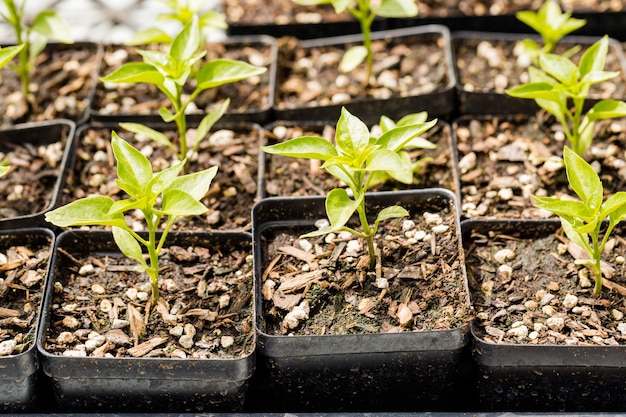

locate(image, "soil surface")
(0, 240), (50, 356)
(455, 114), (626, 219)
(223, 0), (351, 25)
(0, 43), (100, 127)
(276, 32), (450, 110)
(63, 124), (261, 231)
(93, 41), (273, 119)
(465, 222), (626, 346)
(42, 238), (254, 359)
(454, 35), (626, 99)
(262, 120), (457, 197)
(0, 132), (69, 220)
(258, 199), (471, 336)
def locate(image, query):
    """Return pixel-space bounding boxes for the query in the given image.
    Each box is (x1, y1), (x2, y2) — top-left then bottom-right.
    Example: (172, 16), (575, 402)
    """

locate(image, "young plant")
(516, 0), (586, 66)
(292, 0), (418, 86)
(262, 107), (437, 270)
(45, 132), (217, 304)
(101, 15), (266, 161)
(506, 36), (626, 157)
(128, 0), (227, 46)
(532, 146), (626, 297)
(0, 0), (73, 108)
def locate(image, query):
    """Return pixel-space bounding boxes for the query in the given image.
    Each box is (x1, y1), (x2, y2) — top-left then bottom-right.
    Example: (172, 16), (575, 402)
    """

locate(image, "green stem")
(173, 89), (188, 162)
(571, 97), (585, 156)
(145, 213), (162, 304)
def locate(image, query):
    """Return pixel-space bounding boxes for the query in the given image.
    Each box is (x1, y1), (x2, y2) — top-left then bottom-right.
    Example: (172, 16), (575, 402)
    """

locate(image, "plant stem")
(145, 213), (161, 304)
(571, 97), (585, 156)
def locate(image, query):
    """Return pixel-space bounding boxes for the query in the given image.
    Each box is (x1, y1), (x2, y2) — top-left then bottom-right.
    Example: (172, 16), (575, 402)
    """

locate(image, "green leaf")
(330, 0), (350, 13)
(195, 99), (230, 147)
(165, 166), (218, 200)
(384, 151), (414, 184)
(339, 45), (367, 73)
(262, 136), (338, 160)
(44, 196), (126, 228)
(373, 0), (418, 17)
(365, 149), (402, 172)
(586, 100), (626, 121)
(579, 36), (608, 78)
(171, 15), (201, 63)
(196, 58), (266, 90)
(31, 10), (73, 43)
(376, 119), (437, 151)
(374, 206), (409, 230)
(113, 227), (146, 267)
(600, 192), (626, 220)
(161, 189), (209, 216)
(505, 82), (559, 101)
(581, 70), (620, 85)
(379, 115), (396, 132)
(539, 53), (578, 86)
(531, 196), (592, 222)
(292, 0), (331, 5)
(127, 28), (172, 45)
(560, 217), (592, 256)
(0, 44), (23, 69)
(301, 188), (360, 237)
(147, 159), (185, 200)
(112, 132), (153, 199)
(100, 62), (164, 86)
(396, 112), (428, 127)
(336, 107), (370, 159)
(119, 122), (175, 150)
(108, 198), (145, 216)
(563, 146), (602, 211)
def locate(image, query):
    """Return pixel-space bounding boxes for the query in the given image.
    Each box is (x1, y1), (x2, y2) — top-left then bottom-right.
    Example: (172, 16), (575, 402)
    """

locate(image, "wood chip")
(0, 307), (20, 318)
(127, 304), (146, 344)
(276, 269), (324, 294)
(127, 337), (167, 357)
(278, 245), (317, 266)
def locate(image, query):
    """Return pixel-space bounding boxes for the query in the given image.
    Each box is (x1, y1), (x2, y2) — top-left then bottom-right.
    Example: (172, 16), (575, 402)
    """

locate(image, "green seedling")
(45, 132), (217, 304)
(128, 0), (227, 46)
(101, 15), (266, 162)
(532, 146), (626, 297)
(0, 0), (73, 108)
(506, 36), (626, 157)
(0, 159), (9, 177)
(292, 0), (418, 86)
(262, 107), (437, 270)
(516, 0), (586, 66)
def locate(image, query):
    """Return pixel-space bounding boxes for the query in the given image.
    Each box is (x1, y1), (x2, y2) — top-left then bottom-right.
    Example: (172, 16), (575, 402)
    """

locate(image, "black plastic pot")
(452, 31), (626, 115)
(0, 119), (75, 230)
(0, 228), (54, 412)
(37, 230), (255, 412)
(274, 25), (457, 125)
(91, 35), (277, 125)
(462, 218), (626, 412)
(252, 189), (471, 412)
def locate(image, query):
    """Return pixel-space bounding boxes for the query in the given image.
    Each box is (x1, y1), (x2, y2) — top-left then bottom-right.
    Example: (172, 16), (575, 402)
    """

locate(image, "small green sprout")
(0, 0), (73, 108)
(128, 0), (227, 45)
(45, 132), (217, 304)
(101, 15), (266, 161)
(532, 146), (626, 297)
(516, 0), (586, 66)
(0, 159), (9, 177)
(506, 36), (626, 157)
(262, 106), (437, 270)
(292, 0), (418, 86)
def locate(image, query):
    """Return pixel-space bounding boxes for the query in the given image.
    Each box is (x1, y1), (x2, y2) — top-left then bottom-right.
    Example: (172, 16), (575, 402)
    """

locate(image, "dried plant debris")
(466, 227), (626, 346)
(261, 208), (470, 336)
(44, 245), (253, 359)
(0, 244), (49, 356)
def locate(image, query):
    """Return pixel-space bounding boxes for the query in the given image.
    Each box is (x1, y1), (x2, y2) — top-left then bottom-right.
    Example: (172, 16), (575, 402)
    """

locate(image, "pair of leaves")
(533, 146), (626, 259)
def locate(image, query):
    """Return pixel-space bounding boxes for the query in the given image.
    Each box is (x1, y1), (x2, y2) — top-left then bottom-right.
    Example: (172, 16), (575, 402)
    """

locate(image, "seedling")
(292, 0), (418, 86)
(262, 107), (437, 270)
(45, 132), (217, 304)
(532, 146), (626, 297)
(101, 15), (266, 161)
(516, 0), (586, 66)
(506, 36), (626, 157)
(128, 0), (227, 45)
(0, 0), (73, 108)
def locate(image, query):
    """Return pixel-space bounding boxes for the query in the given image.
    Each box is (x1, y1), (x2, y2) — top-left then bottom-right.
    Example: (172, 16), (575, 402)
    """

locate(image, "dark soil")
(259, 200), (471, 336)
(223, 0), (351, 25)
(455, 113), (626, 219)
(42, 237), (254, 359)
(465, 222), (626, 346)
(0, 239), (50, 356)
(276, 32), (450, 110)
(93, 41), (274, 119)
(63, 124), (261, 231)
(0, 43), (101, 127)
(262, 120), (457, 197)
